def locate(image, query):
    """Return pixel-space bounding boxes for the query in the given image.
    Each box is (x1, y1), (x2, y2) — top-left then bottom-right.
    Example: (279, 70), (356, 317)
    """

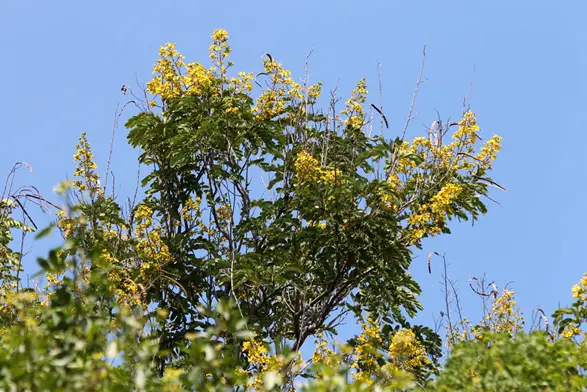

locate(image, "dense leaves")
(6, 30), (571, 391)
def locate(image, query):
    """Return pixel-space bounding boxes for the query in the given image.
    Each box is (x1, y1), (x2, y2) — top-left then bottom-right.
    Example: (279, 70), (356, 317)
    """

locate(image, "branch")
(402, 45), (427, 140)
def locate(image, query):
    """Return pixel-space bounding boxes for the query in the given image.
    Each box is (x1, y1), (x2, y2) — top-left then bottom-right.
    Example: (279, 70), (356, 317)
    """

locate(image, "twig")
(402, 45), (427, 140)
(15, 202), (28, 292)
(462, 66), (476, 116)
(2, 162), (32, 201)
(377, 62), (384, 136)
(374, 62), (386, 179)
(441, 254), (454, 344)
(131, 161), (141, 211)
(448, 278), (465, 325)
(104, 101), (137, 196)
(104, 103), (120, 196)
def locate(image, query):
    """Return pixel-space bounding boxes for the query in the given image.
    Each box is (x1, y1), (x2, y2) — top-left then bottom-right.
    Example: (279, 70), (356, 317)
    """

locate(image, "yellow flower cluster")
(216, 204), (232, 222)
(206, 204), (232, 243)
(162, 367), (184, 392)
(183, 62), (214, 96)
(388, 111), (504, 248)
(295, 151), (322, 183)
(72, 132), (102, 197)
(241, 338), (287, 390)
(146, 43), (186, 102)
(229, 71), (254, 94)
(572, 273), (587, 301)
(182, 196), (225, 243)
(181, 196), (202, 222)
(452, 110), (481, 153)
(135, 204), (153, 235)
(147, 31), (233, 103)
(100, 250), (138, 308)
(102, 250), (143, 308)
(561, 325), (582, 339)
(394, 111), (502, 176)
(209, 29), (231, 78)
(559, 274), (587, 339)
(405, 183), (463, 244)
(307, 82), (323, 105)
(294, 151), (341, 185)
(341, 79), (368, 129)
(380, 174), (402, 210)
(313, 222), (327, 230)
(447, 288), (523, 346)
(56, 210), (75, 238)
(388, 328), (431, 372)
(387, 174), (401, 190)
(312, 333), (337, 367)
(477, 134), (503, 170)
(254, 57), (302, 120)
(134, 204), (173, 281)
(45, 272), (62, 287)
(146, 30), (321, 120)
(352, 318), (383, 385)
(429, 183), (463, 217)
(242, 339), (268, 366)
(489, 289), (524, 335)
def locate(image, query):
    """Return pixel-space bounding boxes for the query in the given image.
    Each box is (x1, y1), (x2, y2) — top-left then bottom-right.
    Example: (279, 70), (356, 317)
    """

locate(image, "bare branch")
(402, 45), (427, 140)
(462, 65), (476, 116)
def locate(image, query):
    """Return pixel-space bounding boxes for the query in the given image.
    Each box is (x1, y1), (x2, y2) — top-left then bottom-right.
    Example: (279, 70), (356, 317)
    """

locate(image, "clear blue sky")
(1, 1), (586, 345)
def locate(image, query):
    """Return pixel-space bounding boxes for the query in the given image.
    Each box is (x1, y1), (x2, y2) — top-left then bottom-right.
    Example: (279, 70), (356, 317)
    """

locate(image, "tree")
(0, 29), (506, 390)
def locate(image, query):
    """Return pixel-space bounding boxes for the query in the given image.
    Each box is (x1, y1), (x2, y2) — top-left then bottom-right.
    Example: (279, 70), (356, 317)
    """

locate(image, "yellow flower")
(488, 289), (524, 335)
(71, 133), (102, 198)
(429, 183), (463, 218)
(352, 318), (383, 383)
(211, 29), (228, 42)
(561, 325), (581, 339)
(388, 328), (430, 372)
(254, 57), (301, 120)
(295, 151), (322, 183)
(230, 71), (254, 93)
(476, 134), (503, 169)
(341, 79), (368, 129)
(312, 333), (337, 367)
(571, 273), (587, 302)
(147, 43), (185, 102)
(452, 110), (481, 153)
(242, 339), (268, 366)
(209, 29), (231, 79)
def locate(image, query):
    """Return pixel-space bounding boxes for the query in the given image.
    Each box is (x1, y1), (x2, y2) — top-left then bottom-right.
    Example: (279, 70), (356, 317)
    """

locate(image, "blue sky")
(1, 1), (586, 347)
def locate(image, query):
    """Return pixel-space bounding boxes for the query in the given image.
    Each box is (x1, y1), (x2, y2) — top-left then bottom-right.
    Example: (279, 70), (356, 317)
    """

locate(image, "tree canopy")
(1, 29), (583, 391)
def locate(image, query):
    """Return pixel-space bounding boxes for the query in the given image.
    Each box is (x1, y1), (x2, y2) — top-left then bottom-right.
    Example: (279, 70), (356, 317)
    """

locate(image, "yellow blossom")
(147, 43), (185, 102)
(561, 325), (581, 339)
(72, 133), (102, 198)
(254, 57), (302, 120)
(341, 79), (368, 129)
(388, 328), (431, 372)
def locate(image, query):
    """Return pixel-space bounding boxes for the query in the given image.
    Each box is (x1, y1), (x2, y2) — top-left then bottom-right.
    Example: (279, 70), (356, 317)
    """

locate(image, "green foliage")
(433, 331), (587, 391)
(0, 30), (521, 391)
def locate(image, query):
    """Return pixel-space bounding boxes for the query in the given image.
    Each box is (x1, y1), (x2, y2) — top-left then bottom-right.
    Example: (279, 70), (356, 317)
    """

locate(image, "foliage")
(122, 30), (500, 371)
(428, 273), (587, 391)
(433, 331), (587, 391)
(0, 29), (531, 391)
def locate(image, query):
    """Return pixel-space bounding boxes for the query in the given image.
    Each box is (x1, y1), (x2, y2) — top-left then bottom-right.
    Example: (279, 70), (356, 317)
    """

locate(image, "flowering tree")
(122, 29), (501, 377)
(0, 30), (515, 390)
